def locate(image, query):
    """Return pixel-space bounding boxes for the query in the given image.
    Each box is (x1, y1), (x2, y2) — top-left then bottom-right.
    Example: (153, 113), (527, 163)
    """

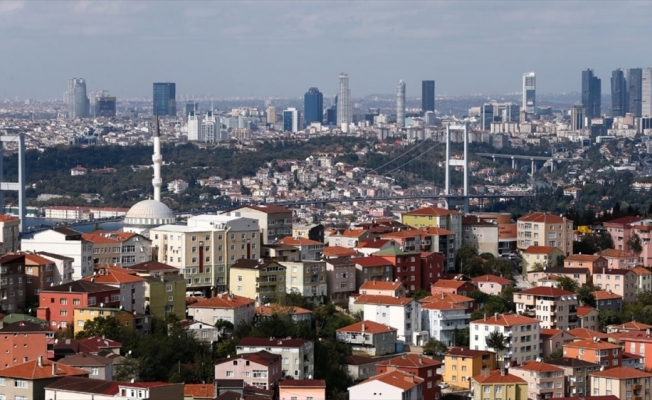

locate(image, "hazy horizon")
(1, 1), (650, 100)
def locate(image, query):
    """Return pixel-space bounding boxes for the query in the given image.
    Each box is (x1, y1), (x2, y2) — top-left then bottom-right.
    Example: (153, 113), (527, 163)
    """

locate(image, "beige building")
(591, 367), (652, 400)
(521, 246), (565, 271)
(0, 358), (88, 400)
(593, 268), (638, 303)
(510, 361), (565, 400)
(0, 214), (20, 254)
(517, 212), (573, 255)
(577, 306), (600, 331)
(514, 287), (579, 331)
(229, 258), (286, 303)
(283, 261), (328, 299)
(187, 292), (256, 328)
(223, 205), (293, 245)
(471, 369), (527, 400)
(546, 358), (598, 397)
(325, 257), (357, 302)
(462, 216), (499, 256)
(151, 215), (261, 295)
(82, 231), (152, 267)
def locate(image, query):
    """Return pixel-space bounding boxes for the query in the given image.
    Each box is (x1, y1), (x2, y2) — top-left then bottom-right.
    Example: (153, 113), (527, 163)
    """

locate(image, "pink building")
(278, 379), (326, 400)
(599, 249), (638, 269)
(471, 274), (512, 296)
(604, 217), (652, 267)
(509, 360), (565, 399)
(214, 351), (282, 390)
(604, 216), (643, 252)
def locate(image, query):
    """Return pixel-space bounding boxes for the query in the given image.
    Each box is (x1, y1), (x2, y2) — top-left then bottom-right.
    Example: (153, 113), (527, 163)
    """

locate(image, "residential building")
(38, 252), (75, 285)
(236, 337), (314, 380)
(81, 231), (151, 267)
(325, 257), (357, 302)
(608, 321), (652, 334)
(276, 237), (324, 261)
(223, 205), (292, 245)
(546, 357), (599, 397)
(0, 253), (28, 313)
(176, 320), (220, 342)
(74, 307), (150, 334)
(255, 304), (311, 323)
(631, 266), (652, 293)
(470, 313), (541, 365)
(590, 367), (652, 400)
(353, 256), (394, 288)
(214, 351), (282, 390)
(229, 259), (287, 304)
(564, 254), (608, 275)
(20, 252), (57, 297)
(374, 247), (422, 294)
(327, 229), (371, 248)
(604, 216), (643, 253)
(0, 357), (88, 400)
(527, 267), (591, 287)
(420, 227), (457, 271)
(443, 348), (496, 390)
(187, 293), (255, 328)
(563, 338), (622, 368)
(420, 252), (446, 290)
(539, 329), (575, 358)
(44, 376), (184, 400)
(354, 295), (424, 345)
(380, 229), (427, 253)
(598, 249), (638, 269)
(421, 301), (469, 346)
(81, 267), (146, 314)
(421, 292), (476, 314)
(278, 379), (326, 400)
(618, 330), (652, 370)
(593, 268), (637, 303)
(0, 321), (54, 369)
(462, 216), (499, 256)
(359, 280), (406, 297)
(514, 287), (579, 331)
(510, 361), (565, 399)
(516, 212), (573, 255)
(142, 273), (186, 319)
(521, 246), (565, 271)
(430, 279), (477, 297)
(348, 370), (424, 400)
(578, 306), (600, 331)
(376, 353), (441, 400)
(471, 369), (527, 400)
(153, 82), (176, 116)
(336, 320), (397, 356)
(471, 275), (513, 296)
(401, 206), (462, 249)
(592, 291), (623, 312)
(0, 214), (20, 254)
(150, 214), (261, 294)
(21, 227), (94, 280)
(283, 261), (327, 299)
(36, 281), (120, 329)
(343, 354), (396, 382)
(58, 353), (115, 380)
(184, 383), (216, 400)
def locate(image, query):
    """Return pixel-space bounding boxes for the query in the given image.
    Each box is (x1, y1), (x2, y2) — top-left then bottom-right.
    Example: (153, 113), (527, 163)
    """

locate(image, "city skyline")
(0, 1), (651, 99)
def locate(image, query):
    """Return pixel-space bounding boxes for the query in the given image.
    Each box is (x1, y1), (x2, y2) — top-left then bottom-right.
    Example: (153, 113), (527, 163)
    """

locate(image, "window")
(60, 298), (67, 305)
(0, 377), (4, 386)
(14, 379), (28, 388)
(166, 285), (173, 292)
(91, 367), (99, 375)
(225, 371), (234, 377)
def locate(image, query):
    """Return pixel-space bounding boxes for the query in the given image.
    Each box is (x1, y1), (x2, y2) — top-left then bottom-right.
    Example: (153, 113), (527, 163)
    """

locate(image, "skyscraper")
(642, 68), (652, 117)
(68, 78), (89, 119)
(581, 69), (601, 121)
(629, 68), (643, 117)
(337, 73), (352, 132)
(396, 80), (406, 127)
(422, 80), (435, 113)
(571, 103), (585, 131)
(153, 83), (176, 116)
(522, 72), (536, 115)
(303, 87), (323, 126)
(187, 111), (202, 141)
(283, 108), (299, 133)
(611, 69), (628, 117)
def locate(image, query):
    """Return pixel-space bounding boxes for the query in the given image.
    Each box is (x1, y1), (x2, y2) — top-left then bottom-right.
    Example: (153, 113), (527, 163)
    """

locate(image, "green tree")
(577, 284), (597, 307)
(453, 327), (470, 347)
(530, 262), (545, 272)
(485, 330), (506, 363)
(410, 287), (430, 300)
(556, 276), (579, 292)
(598, 310), (622, 331)
(75, 316), (125, 340)
(628, 234), (643, 255)
(545, 348), (563, 361)
(423, 338), (448, 356)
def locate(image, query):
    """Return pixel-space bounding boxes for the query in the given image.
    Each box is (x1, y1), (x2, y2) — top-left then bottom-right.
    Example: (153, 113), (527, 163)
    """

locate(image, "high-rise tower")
(611, 69), (628, 117)
(152, 117), (163, 202)
(581, 69), (601, 122)
(396, 80), (406, 127)
(422, 80), (435, 114)
(642, 68), (652, 117)
(522, 72), (536, 116)
(629, 68), (643, 117)
(153, 83), (177, 116)
(303, 87), (323, 127)
(337, 73), (352, 132)
(68, 78), (90, 119)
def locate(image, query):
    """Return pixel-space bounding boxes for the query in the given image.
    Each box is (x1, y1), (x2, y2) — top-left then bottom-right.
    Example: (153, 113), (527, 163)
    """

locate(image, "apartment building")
(0, 253), (27, 313)
(237, 337), (314, 380)
(229, 259), (286, 303)
(401, 206), (462, 249)
(374, 247), (422, 294)
(336, 320), (397, 356)
(359, 280), (406, 297)
(546, 357), (599, 397)
(517, 212), (573, 255)
(470, 313), (541, 365)
(599, 249), (638, 269)
(278, 380), (326, 400)
(0, 214), (20, 254)
(142, 273), (186, 319)
(376, 354), (441, 400)
(354, 295), (424, 346)
(21, 227), (94, 280)
(82, 267), (146, 314)
(223, 205), (293, 245)
(443, 348), (496, 390)
(0, 321), (54, 369)
(353, 256), (394, 288)
(510, 361), (565, 400)
(430, 279), (477, 297)
(19, 252), (56, 297)
(563, 338), (622, 368)
(471, 370), (527, 400)
(590, 367), (652, 400)
(578, 306), (600, 331)
(521, 246), (565, 271)
(462, 216), (499, 256)
(471, 275), (513, 296)
(214, 351), (282, 390)
(0, 358), (88, 400)
(539, 328), (574, 358)
(631, 266), (652, 293)
(604, 216), (643, 252)
(421, 301), (469, 346)
(276, 237), (324, 260)
(325, 257), (357, 302)
(150, 215), (261, 295)
(38, 252), (75, 285)
(349, 370), (424, 400)
(44, 376), (184, 400)
(187, 293), (255, 328)
(420, 226), (457, 271)
(514, 287), (579, 331)
(593, 268), (637, 303)
(82, 231), (151, 267)
(564, 254), (608, 275)
(283, 261), (327, 299)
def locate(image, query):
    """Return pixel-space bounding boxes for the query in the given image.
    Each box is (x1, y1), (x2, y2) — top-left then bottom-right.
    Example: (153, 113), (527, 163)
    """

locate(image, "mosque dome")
(124, 199), (176, 230)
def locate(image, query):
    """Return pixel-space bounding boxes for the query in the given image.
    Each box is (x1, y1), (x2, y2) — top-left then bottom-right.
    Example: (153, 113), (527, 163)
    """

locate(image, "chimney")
(484, 313), (487, 321)
(402, 354), (407, 359)
(52, 362), (57, 376)
(494, 312), (499, 321)
(500, 368), (505, 377)
(362, 323), (366, 332)
(38, 356), (43, 367)
(69, 286), (72, 292)
(647, 328), (650, 338)
(404, 374), (415, 383)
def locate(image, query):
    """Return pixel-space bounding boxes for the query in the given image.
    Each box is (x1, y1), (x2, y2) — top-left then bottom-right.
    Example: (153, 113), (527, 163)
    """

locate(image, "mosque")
(123, 118), (176, 236)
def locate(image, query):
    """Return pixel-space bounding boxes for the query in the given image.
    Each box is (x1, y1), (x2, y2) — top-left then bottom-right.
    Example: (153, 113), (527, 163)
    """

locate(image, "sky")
(0, 0), (650, 100)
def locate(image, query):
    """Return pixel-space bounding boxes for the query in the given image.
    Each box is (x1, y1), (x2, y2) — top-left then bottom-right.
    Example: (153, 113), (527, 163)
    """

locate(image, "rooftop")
(473, 369), (526, 384)
(337, 320), (397, 334)
(518, 212), (566, 223)
(591, 366), (652, 379)
(0, 359), (88, 380)
(404, 206), (461, 216)
(188, 293), (255, 309)
(471, 313), (540, 327)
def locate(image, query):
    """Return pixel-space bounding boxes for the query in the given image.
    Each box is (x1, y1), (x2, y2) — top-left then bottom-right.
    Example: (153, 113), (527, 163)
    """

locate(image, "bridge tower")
(0, 134), (26, 232)
(444, 124), (469, 213)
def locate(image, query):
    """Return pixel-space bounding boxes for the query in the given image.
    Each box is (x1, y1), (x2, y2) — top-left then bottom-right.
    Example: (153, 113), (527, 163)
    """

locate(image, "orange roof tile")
(567, 328), (610, 340)
(420, 226), (456, 236)
(354, 295), (414, 306)
(404, 206), (461, 216)
(360, 370), (424, 390)
(471, 313), (540, 327)
(471, 275), (513, 285)
(473, 369), (526, 384)
(323, 246), (360, 257)
(592, 290), (623, 300)
(0, 214), (19, 222)
(609, 321), (652, 331)
(381, 229), (424, 239)
(540, 329), (564, 339)
(523, 245), (561, 254)
(599, 249), (636, 258)
(421, 301), (465, 310)
(340, 229), (367, 238)
(518, 212), (566, 223)
(360, 281), (403, 291)
(0, 360), (88, 380)
(277, 237), (323, 246)
(577, 306), (598, 317)
(591, 366), (652, 379)
(630, 266), (652, 276)
(564, 339), (620, 350)
(82, 270), (144, 284)
(519, 287), (575, 296)
(255, 304), (311, 316)
(188, 293), (255, 309)
(565, 254), (604, 262)
(512, 360), (563, 372)
(432, 279), (472, 289)
(336, 320), (397, 334)
(184, 384), (216, 399)
(377, 353), (440, 369)
(421, 292), (474, 304)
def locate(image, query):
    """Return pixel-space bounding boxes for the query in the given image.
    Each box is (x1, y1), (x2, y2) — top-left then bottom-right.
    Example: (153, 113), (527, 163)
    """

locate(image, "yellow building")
(229, 259), (286, 303)
(517, 212), (573, 255)
(443, 348), (496, 389)
(521, 245), (565, 271)
(150, 215), (261, 295)
(74, 307), (134, 332)
(472, 370), (528, 400)
(401, 206), (462, 249)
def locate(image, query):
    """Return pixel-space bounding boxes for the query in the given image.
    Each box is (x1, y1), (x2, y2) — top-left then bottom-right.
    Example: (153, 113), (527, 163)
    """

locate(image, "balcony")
(634, 385), (642, 391)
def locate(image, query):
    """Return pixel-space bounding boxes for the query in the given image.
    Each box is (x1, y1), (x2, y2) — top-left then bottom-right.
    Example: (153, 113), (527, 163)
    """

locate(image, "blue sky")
(0, 1), (649, 99)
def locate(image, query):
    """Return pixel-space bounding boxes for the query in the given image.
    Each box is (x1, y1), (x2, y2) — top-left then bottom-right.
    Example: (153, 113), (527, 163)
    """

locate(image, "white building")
(167, 179), (189, 195)
(354, 295), (426, 346)
(421, 301), (470, 346)
(514, 287), (579, 331)
(348, 370), (423, 400)
(187, 112), (202, 141)
(21, 227), (94, 280)
(38, 252), (75, 284)
(236, 337), (314, 380)
(283, 107), (299, 133)
(470, 313), (541, 365)
(187, 292), (256, 328)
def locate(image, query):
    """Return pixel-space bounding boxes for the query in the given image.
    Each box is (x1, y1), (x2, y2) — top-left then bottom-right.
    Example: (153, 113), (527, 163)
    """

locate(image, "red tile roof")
(540, 329), (564, 339)
(518, 287), (575, 297)
(421, 301), (465, 311)
(356, 239), (394, 249)
(188, 293), (255, 309)
(565, 254), (604, 262)
(277, 237), (323, 246)
(359, 370), (424, 390)
(591, 366), (652, 379)
(279, 379), (326, 387)
(577, 306), (598, 317)
(564, 339), (620, 350)
(377, 353), (440, 368)
(446, 347), (492, 357)
(512, 360), (563, 372)
(360, 280), (403, 291)
(518, 212), (565, 223)
(523, 245), (561, 254)
(420, 226), (456, 236)
(404, 206), (460, 216)
(0, 360), (88, 380)
(609, 321), (652, 331)
(323, 246), (360, 257)
(471, 313), (540, 327)
(336, 320), (397, 334)
(354, 256), (394, 268)
(592, 290), (623, 300)
(421, 293), (473, 304)
(603, 216), (643, 226)
(567, 328), (609, 340)
(471, 275), (513, 285)
(354, 295), (414, 307)
(184, 383), (216, 399)
(431, 279), (473, 289)
(473, 369), (526, 384)
(255, 304), (311, 317)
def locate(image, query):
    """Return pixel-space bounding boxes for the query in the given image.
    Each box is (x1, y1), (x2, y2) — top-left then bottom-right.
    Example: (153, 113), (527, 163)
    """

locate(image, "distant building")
(629, 68), (643, 117)
(422, 80), (435, 113)
(337, 73), (352, 131)
(303, 87), (323, 126)
(612, 68), (628, 117)
(153, 82), (176, 116)
(396, 80), (406, 127)
(523, 72), (536, 115)
(68, 78), (90, 119)
(471, 370), (527, 400)
(187, 111), (202, 141)
(283, 108), (299, 132)
(582, 69), (602, 121)
(642, 68), (652, 117)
